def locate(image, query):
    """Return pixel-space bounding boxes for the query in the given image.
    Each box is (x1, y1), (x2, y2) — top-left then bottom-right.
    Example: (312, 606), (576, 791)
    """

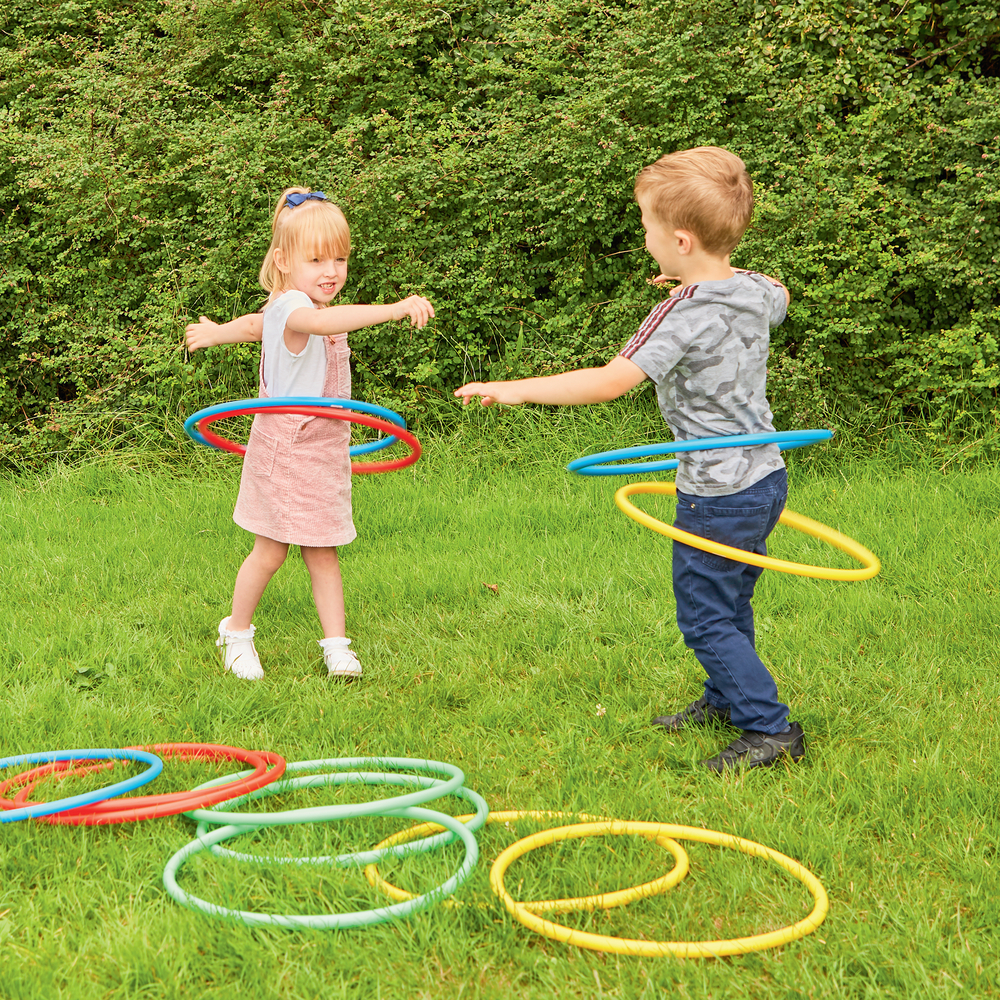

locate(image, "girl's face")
(280, 250), (349, 304)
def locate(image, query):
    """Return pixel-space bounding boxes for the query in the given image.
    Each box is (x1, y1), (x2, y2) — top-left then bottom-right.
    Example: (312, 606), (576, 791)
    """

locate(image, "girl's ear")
(272, 248), (290, 274)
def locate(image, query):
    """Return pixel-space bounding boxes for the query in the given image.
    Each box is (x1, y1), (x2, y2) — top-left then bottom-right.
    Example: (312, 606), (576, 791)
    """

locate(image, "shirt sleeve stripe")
(620, 284), (699, 359)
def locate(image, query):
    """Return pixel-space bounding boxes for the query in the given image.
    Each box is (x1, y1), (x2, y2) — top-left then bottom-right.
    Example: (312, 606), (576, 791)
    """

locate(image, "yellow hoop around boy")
(490, 821), (829, 958)
(616, 481), (880, 581)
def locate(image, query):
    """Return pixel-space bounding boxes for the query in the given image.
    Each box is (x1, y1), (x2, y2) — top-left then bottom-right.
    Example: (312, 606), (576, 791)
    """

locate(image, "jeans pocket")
(701, 503), (772, 570)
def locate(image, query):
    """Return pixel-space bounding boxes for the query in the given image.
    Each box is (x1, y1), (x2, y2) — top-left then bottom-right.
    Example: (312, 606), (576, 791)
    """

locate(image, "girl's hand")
(185, 316), (223, 351)
(453, 381), (522, 407)
(392, 296), (435, 328)
(649, 273), (684, 296)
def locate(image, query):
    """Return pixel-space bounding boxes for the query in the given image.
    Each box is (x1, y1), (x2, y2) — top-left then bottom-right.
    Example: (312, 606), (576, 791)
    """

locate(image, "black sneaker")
(652, 695), (731, 732)
(702, 722), (806, 772)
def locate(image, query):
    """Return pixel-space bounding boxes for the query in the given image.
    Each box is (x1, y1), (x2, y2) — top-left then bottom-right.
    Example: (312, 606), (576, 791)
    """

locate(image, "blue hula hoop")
(0, 749), (163, 823)
(183, 398), (405, 457)
(567, 429), (833, 476)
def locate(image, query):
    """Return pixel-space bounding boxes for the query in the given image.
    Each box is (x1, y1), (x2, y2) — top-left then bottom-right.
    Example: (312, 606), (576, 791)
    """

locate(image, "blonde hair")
(259, 187), (352, 294)
(633, 147), (754, 256)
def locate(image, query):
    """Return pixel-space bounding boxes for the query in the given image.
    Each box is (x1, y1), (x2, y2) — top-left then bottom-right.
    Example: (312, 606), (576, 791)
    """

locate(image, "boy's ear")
(674, 229), (697, 256)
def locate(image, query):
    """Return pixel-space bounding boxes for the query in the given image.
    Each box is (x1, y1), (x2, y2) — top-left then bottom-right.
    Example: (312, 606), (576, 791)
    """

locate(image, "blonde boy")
(455, 147), (804, 771)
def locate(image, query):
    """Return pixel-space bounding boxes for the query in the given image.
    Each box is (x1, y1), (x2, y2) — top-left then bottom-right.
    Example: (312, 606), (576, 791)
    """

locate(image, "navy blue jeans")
(672, 468), (789, 734)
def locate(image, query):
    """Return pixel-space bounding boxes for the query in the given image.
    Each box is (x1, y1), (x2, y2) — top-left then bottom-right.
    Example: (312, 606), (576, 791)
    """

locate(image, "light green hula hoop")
(184, 757), (465, 828)
(163, 804), (479, 929)
(192, 771), (489, 867)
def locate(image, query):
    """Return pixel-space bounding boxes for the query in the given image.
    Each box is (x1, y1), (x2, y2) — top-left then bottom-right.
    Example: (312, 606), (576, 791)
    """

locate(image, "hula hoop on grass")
(163, 804), (479, 929)
(0, 749), (162, 823)
(2, 745), (286, 825)
(568, 429), (833, 476)
(184, 757), (466, 830)
(365, 810), (690, 914)
(183, 397), (420, 473)
(616, 480), (881, 581)
(490, 821), (829, 958)
(189, 766), (488, 867)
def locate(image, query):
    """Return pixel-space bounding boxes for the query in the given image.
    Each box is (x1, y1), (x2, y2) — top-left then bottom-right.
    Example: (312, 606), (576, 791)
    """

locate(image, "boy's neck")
(674, 250), (734, 286)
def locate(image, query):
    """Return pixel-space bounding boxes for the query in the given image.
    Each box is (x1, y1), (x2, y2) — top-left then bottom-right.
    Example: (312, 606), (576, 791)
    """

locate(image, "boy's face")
(637, 194), (686, 276)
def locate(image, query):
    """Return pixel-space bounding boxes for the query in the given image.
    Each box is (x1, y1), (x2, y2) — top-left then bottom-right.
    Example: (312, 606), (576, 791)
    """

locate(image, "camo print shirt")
(620, 272), (787, 497)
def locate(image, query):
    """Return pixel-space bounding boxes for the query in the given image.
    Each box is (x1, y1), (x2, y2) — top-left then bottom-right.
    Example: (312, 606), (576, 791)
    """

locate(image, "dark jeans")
(672, 468), (789, 734)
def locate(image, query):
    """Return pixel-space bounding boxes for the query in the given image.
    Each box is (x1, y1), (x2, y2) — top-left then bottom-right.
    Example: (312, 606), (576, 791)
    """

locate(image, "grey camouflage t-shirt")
(620, 272), (787, 497)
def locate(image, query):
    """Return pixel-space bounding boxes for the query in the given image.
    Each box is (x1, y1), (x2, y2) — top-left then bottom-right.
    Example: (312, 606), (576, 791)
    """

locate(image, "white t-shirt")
(260, 289), (327, 398)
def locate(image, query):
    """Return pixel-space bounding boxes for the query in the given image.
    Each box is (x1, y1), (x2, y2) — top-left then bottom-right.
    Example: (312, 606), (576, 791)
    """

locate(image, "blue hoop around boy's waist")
(183, 397), (405, 457)
(567, 429), (833, 476)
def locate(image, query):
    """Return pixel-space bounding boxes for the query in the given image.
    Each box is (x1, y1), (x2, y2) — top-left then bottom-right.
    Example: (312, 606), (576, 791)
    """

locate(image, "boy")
(454, 146), (805, 771)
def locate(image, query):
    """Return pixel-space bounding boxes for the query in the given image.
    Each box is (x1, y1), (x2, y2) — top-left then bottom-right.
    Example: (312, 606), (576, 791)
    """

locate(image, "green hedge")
(1, 0), (998, 465)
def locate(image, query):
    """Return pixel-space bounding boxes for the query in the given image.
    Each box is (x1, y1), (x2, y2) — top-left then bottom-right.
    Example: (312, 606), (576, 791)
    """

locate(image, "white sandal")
(318, 637), (362, 680)
(217, 618), (264, 681)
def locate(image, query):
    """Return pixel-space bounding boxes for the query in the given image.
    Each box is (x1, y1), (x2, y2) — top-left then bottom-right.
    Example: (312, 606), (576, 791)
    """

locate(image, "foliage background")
(1, 0), (998, 465)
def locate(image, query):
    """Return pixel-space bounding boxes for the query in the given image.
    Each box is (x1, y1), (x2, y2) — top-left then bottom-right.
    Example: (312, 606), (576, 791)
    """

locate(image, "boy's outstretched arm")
(454, 356), (647, 407)
(186, 313), (263, 351)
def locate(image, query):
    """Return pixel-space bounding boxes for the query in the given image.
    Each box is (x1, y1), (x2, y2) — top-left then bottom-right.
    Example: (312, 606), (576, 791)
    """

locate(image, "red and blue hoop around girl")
(183, 397), (420, 473)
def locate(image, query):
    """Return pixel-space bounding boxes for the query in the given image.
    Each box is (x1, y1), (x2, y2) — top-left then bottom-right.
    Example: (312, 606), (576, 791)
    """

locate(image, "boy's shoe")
(702, 722), (806, 772)
(318, 637), (362, 681)
(217, 618), (264, 681)
(652, 695), (731, 732)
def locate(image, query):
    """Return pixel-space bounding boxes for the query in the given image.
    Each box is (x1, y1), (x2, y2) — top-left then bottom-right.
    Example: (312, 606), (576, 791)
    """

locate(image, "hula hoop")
(184, 757), (466, 830)
(0, 749), (162, 823)
(490, 821), (829, 958)
(568, 429), (833, 477)
(365, 810), (689, 914)
(617, 481), (881, 581)
(183, 397), (419, 473)
(163, 804), (479, 929)
(189, 768), (488, 868)
(2, 745), (287, 825)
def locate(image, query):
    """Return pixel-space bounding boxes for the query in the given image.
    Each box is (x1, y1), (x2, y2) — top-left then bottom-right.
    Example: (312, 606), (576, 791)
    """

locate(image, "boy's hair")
(634, 147), (753, 256)
(259, 187), (352, 293)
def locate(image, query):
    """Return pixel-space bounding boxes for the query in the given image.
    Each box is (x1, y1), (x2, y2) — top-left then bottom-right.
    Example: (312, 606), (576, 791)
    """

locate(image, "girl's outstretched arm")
(287, 296), (434, 339)
(185, 313), (263, 351)
(454, 355), (647, 407)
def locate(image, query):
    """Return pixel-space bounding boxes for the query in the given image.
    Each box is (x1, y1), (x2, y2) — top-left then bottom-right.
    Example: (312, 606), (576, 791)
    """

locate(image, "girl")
(186, 188), (434, 681)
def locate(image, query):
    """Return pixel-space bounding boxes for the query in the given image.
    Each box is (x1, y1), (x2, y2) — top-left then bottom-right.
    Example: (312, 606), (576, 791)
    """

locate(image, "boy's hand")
(650, 273), (685, 296)
(185, 316), (222, 351)
(392, 295), (435, 328)
(453, 381), (523, 407)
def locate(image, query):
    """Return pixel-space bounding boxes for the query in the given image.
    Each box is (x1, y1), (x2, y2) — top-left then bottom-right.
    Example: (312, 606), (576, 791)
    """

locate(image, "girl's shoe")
(217, 618), (264, 681)
(318, 637), (362, 680)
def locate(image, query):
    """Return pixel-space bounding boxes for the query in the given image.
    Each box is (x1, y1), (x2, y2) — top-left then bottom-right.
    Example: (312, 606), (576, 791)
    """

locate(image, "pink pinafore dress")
(233, 334), (356, 548)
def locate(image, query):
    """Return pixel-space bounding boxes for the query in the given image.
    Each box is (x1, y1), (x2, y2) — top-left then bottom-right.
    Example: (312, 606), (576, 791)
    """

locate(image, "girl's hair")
(633, 147), (754, 256)
(259, 187), (352, 294)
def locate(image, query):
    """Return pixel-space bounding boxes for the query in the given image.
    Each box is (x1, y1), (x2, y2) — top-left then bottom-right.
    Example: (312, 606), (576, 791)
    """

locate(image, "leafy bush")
(0, 0), (997, 465)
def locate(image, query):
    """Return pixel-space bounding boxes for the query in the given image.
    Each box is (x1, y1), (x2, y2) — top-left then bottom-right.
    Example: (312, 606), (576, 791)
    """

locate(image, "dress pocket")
(245, 427), (279, 478)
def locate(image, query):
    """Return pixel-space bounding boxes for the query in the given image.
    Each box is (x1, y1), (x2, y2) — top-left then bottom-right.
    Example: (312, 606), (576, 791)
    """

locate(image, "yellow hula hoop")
(490, 821), (830, 959)
(616, 481), (881, 582)
(364, 811), (689, 913)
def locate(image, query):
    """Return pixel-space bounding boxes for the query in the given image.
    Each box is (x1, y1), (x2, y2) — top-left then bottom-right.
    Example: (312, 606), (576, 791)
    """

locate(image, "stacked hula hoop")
(1, 747), (829, 955)
(183, 397), (421, 473)
(569, 429), (881, 581)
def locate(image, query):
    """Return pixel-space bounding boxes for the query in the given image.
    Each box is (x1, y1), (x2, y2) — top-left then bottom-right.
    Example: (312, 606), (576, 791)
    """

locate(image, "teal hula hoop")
(184, 757), (465, 829)
(190, 768), (489, 867)
(163, 804), (479, 929)
(567, 429), (833, 476)
(0, 749), (162, 823)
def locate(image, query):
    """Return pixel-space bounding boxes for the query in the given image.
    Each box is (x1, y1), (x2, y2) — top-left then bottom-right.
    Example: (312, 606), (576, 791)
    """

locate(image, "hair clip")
(286, 191), (328, 208)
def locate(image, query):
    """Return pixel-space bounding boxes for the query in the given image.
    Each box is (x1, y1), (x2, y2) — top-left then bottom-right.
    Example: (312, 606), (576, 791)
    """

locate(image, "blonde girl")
(186, 188), (434, 681)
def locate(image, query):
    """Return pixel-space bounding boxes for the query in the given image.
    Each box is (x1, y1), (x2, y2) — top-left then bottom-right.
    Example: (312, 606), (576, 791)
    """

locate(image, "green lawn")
(1, 407), (997, 999)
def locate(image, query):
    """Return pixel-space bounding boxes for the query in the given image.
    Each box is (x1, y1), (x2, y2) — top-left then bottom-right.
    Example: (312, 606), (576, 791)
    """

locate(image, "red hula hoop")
(0, 744), (287, 825)
(197, 406), (421, 474)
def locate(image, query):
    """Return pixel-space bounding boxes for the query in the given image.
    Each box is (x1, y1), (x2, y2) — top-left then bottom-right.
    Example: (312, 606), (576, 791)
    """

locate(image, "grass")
(0, 403), (998, 999)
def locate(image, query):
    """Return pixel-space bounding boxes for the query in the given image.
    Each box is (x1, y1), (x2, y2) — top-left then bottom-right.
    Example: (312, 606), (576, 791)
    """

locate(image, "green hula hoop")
(163, 805), (479, 929)
(184, 757), (465, 829)
(192, 770), (489, 867)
